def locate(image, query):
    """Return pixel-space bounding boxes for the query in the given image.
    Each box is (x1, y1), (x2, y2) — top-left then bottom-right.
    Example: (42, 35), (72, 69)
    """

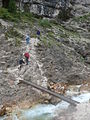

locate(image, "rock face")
(73, 0), (90, 16)
(0, 0), (9, 8)
(0, 0), (90, 19)
(0, 105), (6, 116)
(19, 0), (70, 18)
(36, 9), (90, 86)
(18, 0), (90, 18)
(0, 0), (2, 7)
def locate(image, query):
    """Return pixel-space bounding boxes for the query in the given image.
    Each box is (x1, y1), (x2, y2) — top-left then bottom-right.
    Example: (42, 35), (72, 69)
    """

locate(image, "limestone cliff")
(0, 0), (90, 19)
(18, 0), (90, 18)
(20, 0), (71, 18)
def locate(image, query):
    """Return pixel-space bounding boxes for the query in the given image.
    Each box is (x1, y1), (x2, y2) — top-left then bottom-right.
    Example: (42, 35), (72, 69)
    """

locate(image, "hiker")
(19, 58), (25, 70)
(24, 52), (30, 65)
(37, 30), (40, 39)
(25, 34), (30, 45)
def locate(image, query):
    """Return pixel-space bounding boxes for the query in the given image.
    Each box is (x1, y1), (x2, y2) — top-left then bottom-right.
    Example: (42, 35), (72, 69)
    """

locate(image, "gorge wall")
(0, 0), (90, 18)
(18, 0), (70, 18)
(17, 0), (90, 18)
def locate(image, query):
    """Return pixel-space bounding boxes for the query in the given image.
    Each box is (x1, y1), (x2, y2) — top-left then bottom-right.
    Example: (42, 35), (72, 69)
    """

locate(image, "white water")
(72, 93), (90, 103)
(0, 92), (90, 120)
(16, 104), (55, 120)
(16, 93), (90, 120)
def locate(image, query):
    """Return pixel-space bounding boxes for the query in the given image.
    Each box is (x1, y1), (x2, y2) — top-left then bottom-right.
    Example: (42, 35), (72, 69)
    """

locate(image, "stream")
(0, 89), (90, 120)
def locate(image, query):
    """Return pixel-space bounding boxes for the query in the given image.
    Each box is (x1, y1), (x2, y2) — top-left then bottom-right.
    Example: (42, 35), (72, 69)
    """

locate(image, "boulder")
(0, 105), (6, 116)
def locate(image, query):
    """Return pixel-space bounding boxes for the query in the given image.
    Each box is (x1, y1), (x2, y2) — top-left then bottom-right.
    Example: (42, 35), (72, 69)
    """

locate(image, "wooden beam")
(20, 79), (80, 106)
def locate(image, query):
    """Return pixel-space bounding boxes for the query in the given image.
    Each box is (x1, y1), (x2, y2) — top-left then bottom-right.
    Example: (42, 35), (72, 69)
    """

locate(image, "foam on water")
(17, 104), (56, 120)
(0, 92), (90, 120)
(72, 93), (90, 103)
(16, 92), (90, 120)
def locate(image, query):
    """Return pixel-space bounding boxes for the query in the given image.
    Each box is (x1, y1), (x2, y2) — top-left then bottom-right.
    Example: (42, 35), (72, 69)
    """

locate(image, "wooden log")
(20, 80), (80, 106)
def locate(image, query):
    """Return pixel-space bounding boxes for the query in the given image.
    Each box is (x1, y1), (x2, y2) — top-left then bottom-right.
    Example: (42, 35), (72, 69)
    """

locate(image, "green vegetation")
(73, 13), (90, 23)
(40, 35), (62, 48)
(5, 28), (23, 39)
(41, 37), (48, 46)
(58, 8), (72, 21)
(0, 8), (36, 23)
(80, 56), (85, 62)
(0, 8), (19, 22)
(8, 0), (16, 13)
(23, 3), (30, 12)
(47, 31), (54, 38)
(5, 27), (23, 46)
(15, 38), (21, 46)
(39, 19), (52, 28)
(58, 24), (80, 38)
(20, 12), (37, 26)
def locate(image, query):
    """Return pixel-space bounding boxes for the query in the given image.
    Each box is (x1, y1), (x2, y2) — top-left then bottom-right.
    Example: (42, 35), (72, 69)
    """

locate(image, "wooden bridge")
(20, 79), (80, 106)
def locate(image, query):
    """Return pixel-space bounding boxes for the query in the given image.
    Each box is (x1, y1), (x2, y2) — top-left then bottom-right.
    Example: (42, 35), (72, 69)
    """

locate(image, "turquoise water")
(12, 104), (56, 120)
(0, 93), (90, 120)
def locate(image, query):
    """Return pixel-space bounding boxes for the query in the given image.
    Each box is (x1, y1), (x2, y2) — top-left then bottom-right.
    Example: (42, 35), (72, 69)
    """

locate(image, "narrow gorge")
(0, 0), (90, 120)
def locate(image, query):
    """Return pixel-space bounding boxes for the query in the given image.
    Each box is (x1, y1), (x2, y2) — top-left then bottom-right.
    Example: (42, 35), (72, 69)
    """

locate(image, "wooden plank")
(20, 80), (80, 106)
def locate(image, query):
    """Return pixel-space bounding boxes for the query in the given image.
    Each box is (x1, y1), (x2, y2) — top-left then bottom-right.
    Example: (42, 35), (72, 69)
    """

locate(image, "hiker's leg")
(27, 58), (29, 65)
(19, 65), (21, 70)
(25, 57), (27, 64)
(26, 57), (28, 65)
